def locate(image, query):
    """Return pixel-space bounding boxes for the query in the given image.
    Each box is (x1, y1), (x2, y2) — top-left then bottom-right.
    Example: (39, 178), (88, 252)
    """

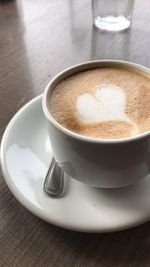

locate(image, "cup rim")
(42, 59), (150, 144)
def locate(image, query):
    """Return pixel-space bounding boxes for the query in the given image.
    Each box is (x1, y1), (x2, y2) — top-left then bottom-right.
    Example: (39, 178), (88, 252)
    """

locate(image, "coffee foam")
(76, 85), (132, 124)
(49, 67), (150, 139)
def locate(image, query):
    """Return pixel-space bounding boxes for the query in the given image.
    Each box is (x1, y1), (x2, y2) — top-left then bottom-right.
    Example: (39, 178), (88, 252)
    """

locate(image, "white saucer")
(1, 95), (150, 233)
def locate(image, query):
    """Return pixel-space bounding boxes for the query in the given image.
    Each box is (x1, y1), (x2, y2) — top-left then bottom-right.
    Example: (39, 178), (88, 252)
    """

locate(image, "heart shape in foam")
(76, 85), (131, 124)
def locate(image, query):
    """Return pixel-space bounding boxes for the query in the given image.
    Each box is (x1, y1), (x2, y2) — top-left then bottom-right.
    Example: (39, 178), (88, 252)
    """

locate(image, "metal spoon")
(43, 157), (64, 197)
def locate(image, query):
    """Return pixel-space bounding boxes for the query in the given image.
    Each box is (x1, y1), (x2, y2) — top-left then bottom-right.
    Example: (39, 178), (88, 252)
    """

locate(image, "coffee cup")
(42, 60), (150, 188)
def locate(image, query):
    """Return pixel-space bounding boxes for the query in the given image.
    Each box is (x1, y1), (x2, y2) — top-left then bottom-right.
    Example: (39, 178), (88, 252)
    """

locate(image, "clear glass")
(92, 0), (135, 32)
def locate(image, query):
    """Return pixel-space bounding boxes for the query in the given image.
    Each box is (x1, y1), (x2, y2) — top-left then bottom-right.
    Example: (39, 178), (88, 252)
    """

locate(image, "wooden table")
(0, 0), (150, 266)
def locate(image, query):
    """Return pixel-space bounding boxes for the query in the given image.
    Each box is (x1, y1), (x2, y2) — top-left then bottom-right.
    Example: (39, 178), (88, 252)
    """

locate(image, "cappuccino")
(49, 67), (150, 139)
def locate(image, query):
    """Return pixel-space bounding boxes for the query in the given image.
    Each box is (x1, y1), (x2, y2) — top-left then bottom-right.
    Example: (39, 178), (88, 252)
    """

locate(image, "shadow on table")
(51, 221), (150, 266)
(0, 0), (15, 3)
(90, 26), (131, 61)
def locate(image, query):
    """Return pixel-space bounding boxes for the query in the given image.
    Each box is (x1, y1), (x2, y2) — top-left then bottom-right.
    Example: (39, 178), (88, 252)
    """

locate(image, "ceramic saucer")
(1, 95), (150, 233)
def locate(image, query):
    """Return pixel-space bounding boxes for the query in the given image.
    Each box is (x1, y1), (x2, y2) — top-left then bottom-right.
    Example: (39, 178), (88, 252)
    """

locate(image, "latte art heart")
(76, 85), (133, 125)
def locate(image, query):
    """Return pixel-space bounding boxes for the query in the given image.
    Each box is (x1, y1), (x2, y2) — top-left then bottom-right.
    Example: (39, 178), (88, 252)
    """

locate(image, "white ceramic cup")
(42, 60), (150, 188)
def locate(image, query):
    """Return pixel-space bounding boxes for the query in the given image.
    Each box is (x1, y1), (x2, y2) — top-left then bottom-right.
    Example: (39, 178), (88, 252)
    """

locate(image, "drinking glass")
(92, 0), (135, 32)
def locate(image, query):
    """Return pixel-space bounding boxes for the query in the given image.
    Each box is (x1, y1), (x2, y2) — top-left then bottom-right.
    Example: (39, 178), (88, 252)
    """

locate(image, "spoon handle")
(43, 157), (64, 197)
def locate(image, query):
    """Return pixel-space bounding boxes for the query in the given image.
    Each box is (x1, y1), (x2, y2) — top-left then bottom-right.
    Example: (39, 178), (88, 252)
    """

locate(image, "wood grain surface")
(0, 0), (150, 266)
